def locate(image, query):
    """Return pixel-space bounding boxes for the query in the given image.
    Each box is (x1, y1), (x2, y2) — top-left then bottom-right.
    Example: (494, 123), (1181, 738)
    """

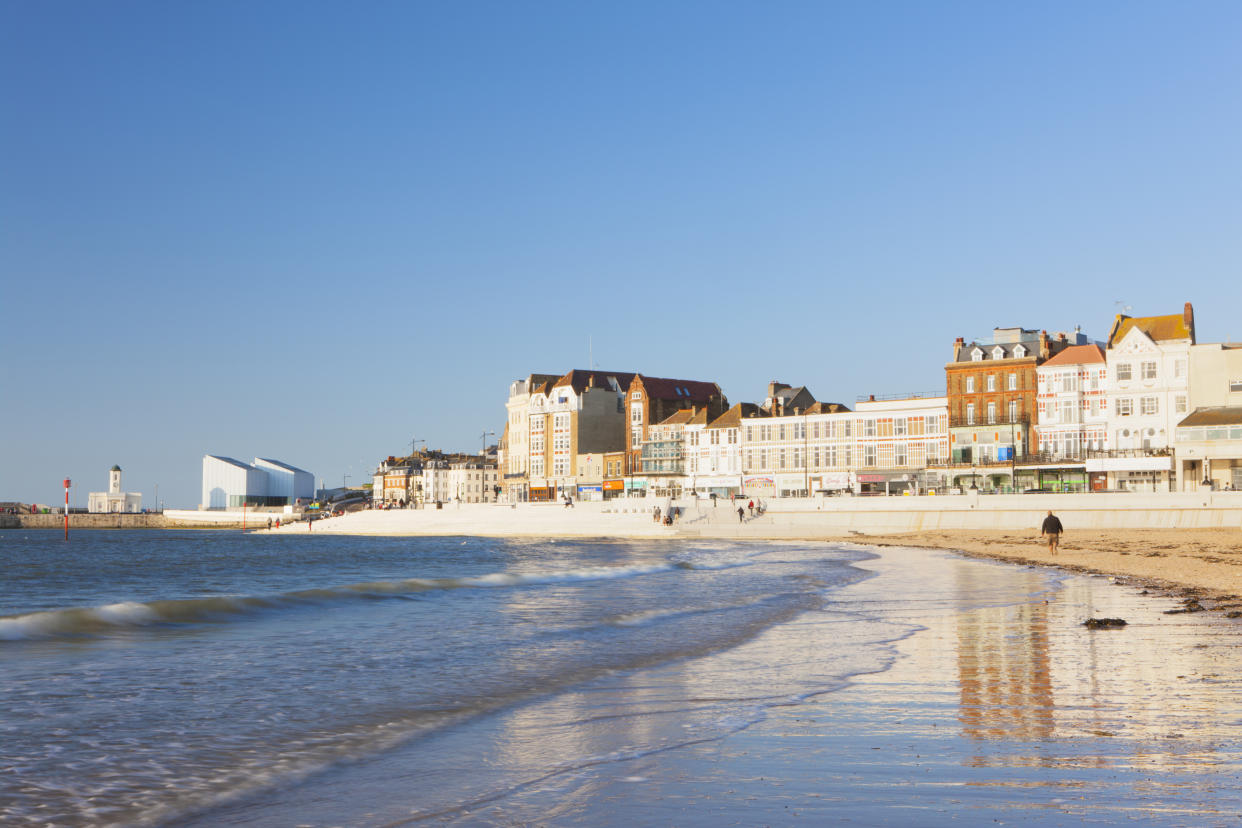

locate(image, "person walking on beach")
(748, 499), (754, 517)
(737, 506), (745, 523)
(1041, 510), (1063, 554)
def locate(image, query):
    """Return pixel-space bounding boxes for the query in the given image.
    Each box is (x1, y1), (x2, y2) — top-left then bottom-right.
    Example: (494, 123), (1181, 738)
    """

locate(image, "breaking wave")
(0, 560), (738, 642)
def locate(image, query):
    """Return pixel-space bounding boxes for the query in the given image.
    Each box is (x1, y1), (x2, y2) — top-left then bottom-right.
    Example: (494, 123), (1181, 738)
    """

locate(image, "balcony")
(948, 416), (1030, 430)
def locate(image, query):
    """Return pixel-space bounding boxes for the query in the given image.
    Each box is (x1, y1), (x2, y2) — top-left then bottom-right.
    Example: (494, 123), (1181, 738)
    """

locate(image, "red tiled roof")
(635, 375), (722, 403)
(1040, 343), (1105, 367)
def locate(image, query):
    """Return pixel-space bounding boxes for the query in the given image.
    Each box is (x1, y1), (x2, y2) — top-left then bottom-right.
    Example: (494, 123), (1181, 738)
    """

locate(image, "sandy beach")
(857, 527), (1242, 617)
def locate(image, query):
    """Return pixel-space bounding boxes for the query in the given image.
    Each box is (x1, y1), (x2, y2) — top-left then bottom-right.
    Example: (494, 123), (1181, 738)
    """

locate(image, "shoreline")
(266, 506), (1242, 624)
(856, 528), (1242, 618)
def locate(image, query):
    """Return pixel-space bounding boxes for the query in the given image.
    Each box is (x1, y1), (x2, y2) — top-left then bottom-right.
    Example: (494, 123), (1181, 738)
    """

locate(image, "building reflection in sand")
(954, 570), (1242, 775)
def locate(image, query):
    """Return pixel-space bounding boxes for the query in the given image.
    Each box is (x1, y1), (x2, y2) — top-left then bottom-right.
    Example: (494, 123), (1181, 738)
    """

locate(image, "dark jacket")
(1041, 515), (1063, 534)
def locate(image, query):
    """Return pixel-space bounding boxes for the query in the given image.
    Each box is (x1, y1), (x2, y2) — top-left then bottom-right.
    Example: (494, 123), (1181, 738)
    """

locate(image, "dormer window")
(971, 348), (984, 362)
(1013, 345), (1026, 358)
(992, 346), (1005, 360)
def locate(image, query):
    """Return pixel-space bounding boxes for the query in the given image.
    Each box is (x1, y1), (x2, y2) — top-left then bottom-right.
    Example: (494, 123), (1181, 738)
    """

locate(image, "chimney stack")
(1184, 302), (1196, 343)
(1038, 330), (1050, 361)
(954, 337), (964, 360)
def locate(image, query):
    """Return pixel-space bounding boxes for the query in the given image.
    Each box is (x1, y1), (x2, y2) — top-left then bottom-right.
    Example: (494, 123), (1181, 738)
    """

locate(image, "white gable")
(1113, 326), (1158, 356)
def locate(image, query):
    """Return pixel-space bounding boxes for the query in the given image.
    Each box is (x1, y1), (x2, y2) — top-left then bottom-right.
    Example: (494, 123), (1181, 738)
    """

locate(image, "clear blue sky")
(3, 1), (1240, 508)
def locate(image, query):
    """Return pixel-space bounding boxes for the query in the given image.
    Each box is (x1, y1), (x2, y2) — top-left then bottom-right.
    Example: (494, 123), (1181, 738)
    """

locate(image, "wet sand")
(192, 543), (1242, 826)
(854, 528), (1242, 619)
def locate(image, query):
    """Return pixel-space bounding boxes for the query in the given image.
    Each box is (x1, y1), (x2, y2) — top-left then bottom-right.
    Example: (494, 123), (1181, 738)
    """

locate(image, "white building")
(1092, 305), (1194, 491)
(850, 395), (949, 495)
(686, 404), (753, 497)
(88, 465), (142, 513)
(253, 458), (315, 505)
(201, 455), (314, 509)
(447, 460), (498, 503)
(503, 373), (561, 502)
(1035, 344), (1108, 460)
(1175, 342), (1242, 491)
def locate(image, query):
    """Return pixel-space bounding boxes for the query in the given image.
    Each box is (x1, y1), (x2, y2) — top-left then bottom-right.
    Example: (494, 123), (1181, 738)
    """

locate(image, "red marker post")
(63, 478), (71, 540)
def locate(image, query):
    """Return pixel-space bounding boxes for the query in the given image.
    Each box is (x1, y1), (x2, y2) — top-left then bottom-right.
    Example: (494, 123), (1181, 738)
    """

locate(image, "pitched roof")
(552, 369), (637, 395)
(1040, 343), (1105, 367)
(1109, 312), (1193, 347)
(1178, 407), (1242, 427)
(685, 408), (711, 427)
(656, 408), (696, 427)
(953, 338), (1040, 362)
(206, 455), (252, 470)
(805, 401), (851, 414)
(708, 402), (763, 429)
(637, 375), (722, 403)
(256, 458), (310, 474)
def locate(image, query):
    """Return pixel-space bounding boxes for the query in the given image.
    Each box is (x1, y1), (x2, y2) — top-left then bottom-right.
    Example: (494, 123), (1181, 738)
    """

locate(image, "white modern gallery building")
(201, 455), (314, 509)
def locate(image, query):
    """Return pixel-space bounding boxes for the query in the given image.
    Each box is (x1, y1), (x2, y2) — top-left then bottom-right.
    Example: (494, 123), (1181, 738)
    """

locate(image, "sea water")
(1, 530), (896, 826)
(9, 530), (1240, 827)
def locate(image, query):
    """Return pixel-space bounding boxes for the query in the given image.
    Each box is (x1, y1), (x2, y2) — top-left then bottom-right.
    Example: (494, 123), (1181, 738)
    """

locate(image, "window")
(987, 375), (996, 392)
(1116, 363), (1132, 381)
(863, 419), (876, 437)
(894, 443), (907, 466)
(1175, 359), (1187, 378)
(966, 404), (975, 425)
(863, 445), (876, 467)
(1014, 345), (1027, 358)
(1010, 400), (1019, 423)
(1008, 373), (1017, 391)
(630, 403), (643, 423)
(1230, 380), (1242, 393)
(894, 418), (907, 436)
(1141, 396), (1158, 415)
(987, 402), (996, 424)
(1116, 398), (1133, 416)
(1141, 361), (1157, 380)
(631, 391), (641, 399)
(992, 346), (1005, 360)
(966, 376), (975, 393)
(971, 348), (983, 361)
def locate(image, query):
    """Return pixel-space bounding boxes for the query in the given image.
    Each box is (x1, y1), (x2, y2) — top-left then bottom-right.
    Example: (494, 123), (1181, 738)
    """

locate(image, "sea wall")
(266, 491), (1242, 539)
(4, 513), (169, 530)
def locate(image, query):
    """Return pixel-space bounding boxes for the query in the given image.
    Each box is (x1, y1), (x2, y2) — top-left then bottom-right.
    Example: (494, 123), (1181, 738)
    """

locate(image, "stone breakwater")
(4, 513), (169, 530)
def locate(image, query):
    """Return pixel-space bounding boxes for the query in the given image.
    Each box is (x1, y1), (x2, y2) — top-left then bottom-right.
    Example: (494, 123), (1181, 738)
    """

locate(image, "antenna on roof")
(1115, 300), (1132, 314)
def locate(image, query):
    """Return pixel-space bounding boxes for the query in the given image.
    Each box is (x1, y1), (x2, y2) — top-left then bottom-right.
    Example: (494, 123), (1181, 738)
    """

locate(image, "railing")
(1086, 448), (1173, 458)
(948, 416), (1031, 429)
(857, 391), (946, 402)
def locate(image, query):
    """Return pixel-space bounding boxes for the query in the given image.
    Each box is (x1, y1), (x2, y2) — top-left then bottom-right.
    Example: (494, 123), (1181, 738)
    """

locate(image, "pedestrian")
(266, 518), (272, 530)
(653, 506), (661, 523)
(1040, 510), (1063, 554)
(737, 506), (744, 523)
(711, 492), (718, 508)
(748, 499), (754, 517)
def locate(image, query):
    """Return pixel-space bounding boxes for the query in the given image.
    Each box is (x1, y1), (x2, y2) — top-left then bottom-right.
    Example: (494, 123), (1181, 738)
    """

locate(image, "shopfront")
(742, 476), (776, 497)
(602, 479), (625, 500)
(576, 485), (602, 502)
(692, 476), (741, 498)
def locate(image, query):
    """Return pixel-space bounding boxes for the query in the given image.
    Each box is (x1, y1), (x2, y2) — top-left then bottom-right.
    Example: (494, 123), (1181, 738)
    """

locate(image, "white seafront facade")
(1092, 307), (1194, 492)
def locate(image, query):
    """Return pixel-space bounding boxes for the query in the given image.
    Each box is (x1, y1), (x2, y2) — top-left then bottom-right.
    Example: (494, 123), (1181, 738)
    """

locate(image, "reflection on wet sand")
(957, 597), (1054, 745)
(953, 568), (1242, 778)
